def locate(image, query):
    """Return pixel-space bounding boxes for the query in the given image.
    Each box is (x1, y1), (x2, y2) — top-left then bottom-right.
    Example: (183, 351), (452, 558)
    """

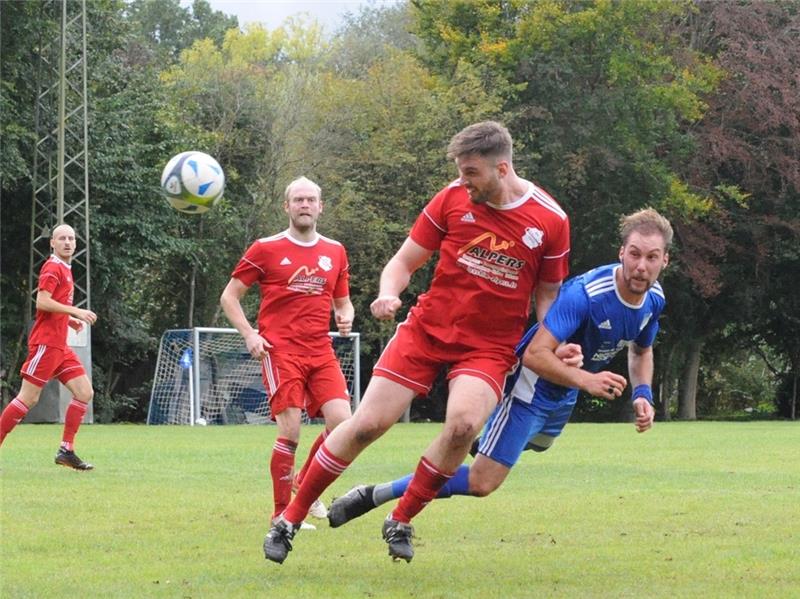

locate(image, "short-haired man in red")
(220, 176), (354, 528)
(264, 121), (571, 563)
(0, 224), (98, 470)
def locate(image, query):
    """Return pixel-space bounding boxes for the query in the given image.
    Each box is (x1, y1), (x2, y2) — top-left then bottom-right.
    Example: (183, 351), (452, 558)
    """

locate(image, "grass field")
(1, 422), (798, 598)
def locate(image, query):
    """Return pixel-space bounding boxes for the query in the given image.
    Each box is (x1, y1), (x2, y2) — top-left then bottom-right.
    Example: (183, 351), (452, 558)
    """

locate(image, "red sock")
(270, 438), (297, 520)
(391, 457), (454, 523)
(283, 443), (349, 525)
(294, 429), (329, 487)
(0, 398), (29, 446)
(61, 399), (88, 451)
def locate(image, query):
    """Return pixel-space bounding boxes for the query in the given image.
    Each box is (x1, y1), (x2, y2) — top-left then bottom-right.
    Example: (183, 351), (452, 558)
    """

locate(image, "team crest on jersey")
(521, 227), (544, 249)
(318, 255), (332, 271)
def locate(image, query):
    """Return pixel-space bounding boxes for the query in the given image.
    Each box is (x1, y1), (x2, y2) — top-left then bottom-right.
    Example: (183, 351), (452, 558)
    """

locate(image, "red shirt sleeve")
(37, 263), (61, 294)
(333, 245), (350, 299)
(231, 241), (266, 287)
(539, 215), (571, 283)
(409, 187), (450, 251)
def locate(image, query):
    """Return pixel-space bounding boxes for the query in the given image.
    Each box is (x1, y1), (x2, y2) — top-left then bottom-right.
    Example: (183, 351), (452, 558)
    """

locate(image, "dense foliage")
(1, 0), (797, 421)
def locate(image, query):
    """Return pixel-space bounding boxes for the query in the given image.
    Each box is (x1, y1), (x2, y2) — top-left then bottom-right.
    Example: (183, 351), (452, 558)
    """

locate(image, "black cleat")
(382, 516), (414, 562)
(263, 515), (299, 564)
(55, 448), (94, 471)
(328, 485), (376, 528)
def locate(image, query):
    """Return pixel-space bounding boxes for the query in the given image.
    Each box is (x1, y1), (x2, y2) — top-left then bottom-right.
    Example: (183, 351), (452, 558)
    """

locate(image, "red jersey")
(408, 180), (570, 351)
(28, 255), (74, 349)
(231, 231), (350, 355)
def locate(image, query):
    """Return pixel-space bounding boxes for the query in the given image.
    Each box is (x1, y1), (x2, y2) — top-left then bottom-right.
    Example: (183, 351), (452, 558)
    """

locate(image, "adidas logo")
(280, 257), (291, 265)
(599, 319), (612, 330)
(461, 211), (476, 223)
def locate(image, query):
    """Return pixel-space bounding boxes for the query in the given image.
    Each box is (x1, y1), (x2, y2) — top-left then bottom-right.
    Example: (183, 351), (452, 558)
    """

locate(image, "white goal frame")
(147, 328), (360, 426)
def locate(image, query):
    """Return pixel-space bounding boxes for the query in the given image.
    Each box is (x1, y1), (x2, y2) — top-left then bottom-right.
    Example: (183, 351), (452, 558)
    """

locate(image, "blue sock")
(374, 464), (472, 506)
(436, 464), (470, 498)
(389, 473), (413, 499)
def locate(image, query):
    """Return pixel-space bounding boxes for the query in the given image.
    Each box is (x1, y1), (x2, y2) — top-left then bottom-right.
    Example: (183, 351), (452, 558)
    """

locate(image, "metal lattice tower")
(28, 0), (91, 321)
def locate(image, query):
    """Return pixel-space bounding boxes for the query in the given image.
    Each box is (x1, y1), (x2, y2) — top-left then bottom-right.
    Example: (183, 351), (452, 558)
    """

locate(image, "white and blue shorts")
(476, 394), (577, 468)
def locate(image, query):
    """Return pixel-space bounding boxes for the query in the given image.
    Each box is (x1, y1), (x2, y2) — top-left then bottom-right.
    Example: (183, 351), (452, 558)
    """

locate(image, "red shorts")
(20, 344), (86, 388)
(373, 315), (517, 401)
(261, 349), (349, 419)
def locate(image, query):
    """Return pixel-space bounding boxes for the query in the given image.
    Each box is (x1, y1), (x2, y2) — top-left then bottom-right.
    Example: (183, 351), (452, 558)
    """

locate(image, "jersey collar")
(49, 254), (72, 268)
(486, 181), (534, 211)
(284, 229), (320, 247)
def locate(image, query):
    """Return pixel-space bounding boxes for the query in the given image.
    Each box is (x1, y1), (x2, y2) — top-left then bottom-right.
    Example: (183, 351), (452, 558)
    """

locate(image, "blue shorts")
(476, 394), (576, 468)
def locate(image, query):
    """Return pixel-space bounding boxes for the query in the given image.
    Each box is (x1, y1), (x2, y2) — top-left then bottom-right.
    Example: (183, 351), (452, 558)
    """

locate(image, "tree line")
(1, 0), (798, 422)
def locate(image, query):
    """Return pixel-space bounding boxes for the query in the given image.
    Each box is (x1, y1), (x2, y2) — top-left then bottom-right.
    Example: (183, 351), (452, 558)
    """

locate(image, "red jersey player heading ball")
(0, 224), (98, 470)
(264, 121), (571, 564)
(220, 176), (355, 528)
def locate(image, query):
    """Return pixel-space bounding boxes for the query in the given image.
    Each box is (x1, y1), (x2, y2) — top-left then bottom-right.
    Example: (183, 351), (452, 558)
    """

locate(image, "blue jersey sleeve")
(634, 317), (660, 348)
(542, 281), (590, 343)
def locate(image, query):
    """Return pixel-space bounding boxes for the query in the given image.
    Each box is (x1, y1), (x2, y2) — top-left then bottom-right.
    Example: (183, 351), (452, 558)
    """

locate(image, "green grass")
(1, 422), (798, 598)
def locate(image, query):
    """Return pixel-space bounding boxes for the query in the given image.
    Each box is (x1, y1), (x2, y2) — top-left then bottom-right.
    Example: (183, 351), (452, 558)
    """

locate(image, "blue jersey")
(507, 263), (666, 405)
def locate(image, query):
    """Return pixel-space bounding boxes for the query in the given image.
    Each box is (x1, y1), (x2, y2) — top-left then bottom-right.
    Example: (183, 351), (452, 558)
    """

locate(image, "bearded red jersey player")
(0, 224), (97, 470)
(220, 176), (354, 529)
(263, 121), (571, 563)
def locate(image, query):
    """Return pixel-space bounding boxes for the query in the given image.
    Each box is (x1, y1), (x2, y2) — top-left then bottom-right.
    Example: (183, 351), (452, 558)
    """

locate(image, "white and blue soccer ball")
(160, 151), (225, 214)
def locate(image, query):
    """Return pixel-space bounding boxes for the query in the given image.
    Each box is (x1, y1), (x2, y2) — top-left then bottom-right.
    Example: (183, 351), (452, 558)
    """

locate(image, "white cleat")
(308, 498), (328, 519)
(300, 521), (316, 530)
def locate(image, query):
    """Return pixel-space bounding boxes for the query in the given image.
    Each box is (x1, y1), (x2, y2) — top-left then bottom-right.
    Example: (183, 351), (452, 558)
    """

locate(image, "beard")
(467, 179), (501, 205)
(622, 271), (653, 295)
(291, 214), (316, 232)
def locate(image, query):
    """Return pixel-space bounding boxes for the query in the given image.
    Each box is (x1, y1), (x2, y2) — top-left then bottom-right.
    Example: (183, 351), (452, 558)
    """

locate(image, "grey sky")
(201, 0), (398, 32)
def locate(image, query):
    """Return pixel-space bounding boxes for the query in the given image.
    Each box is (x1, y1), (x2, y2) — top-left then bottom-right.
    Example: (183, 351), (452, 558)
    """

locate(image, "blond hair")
(620, 208), (673, 249)
(284, 176), (321, 202)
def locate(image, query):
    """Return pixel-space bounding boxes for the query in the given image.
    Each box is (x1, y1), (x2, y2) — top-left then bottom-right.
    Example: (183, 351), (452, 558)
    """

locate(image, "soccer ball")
(160, 151), (225, 214)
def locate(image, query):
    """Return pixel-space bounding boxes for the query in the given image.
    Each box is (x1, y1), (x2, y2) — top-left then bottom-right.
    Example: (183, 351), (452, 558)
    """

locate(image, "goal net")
(147, 328), (360, 425)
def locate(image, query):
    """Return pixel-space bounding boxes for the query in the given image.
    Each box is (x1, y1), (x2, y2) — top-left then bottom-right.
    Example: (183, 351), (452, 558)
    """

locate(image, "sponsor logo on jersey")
(458, 232), (516, 256)
(318, 255), (332, 271)
(461, 211), (476, 223)
(599, 319), (612, 330)
(591, 340), (629, 363)
(456, 232), (524, 289)
(280, 257), (292, 265)
(521, 227), (544, 249)
(287, 266), (327, 295)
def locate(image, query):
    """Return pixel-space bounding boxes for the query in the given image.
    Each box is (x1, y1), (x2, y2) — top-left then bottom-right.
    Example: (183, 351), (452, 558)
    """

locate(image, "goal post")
(147, 328), (360, 425)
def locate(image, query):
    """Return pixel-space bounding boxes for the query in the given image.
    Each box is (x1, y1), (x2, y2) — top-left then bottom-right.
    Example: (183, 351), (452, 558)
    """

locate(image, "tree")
(670, 0), (800, 418)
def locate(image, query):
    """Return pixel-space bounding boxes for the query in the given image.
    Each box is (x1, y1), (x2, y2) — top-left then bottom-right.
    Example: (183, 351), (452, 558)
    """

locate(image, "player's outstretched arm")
(36, 290), (97, 324)
(370, 238), (432, 320)
(524, 326), (625, 399)
(220, 277), (270, 359)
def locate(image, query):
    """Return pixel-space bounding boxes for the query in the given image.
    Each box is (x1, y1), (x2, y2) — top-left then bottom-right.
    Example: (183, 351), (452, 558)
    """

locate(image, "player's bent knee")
(469, 478), (500, 498)
(444, 420), (482, 447)
(351, 417), (390, 447)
